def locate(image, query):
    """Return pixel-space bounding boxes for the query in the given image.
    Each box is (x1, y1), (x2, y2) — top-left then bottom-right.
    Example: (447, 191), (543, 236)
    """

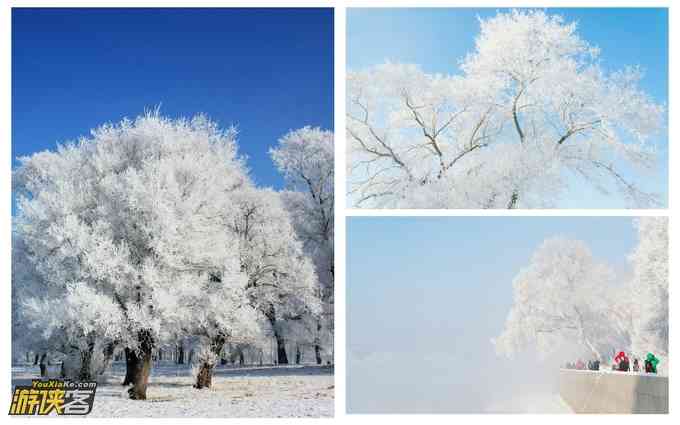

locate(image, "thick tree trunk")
(194, 362), (213, 389)
(39, 353), (47, 377)
(194, 335), (225, 390)
(275, 332), (288, 365)
(127, 330), (154, 400)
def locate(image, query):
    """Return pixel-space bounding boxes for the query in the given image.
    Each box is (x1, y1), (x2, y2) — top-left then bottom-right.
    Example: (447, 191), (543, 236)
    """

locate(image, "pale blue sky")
(347, 216), (639, 413)
(347, 8), (669, 208)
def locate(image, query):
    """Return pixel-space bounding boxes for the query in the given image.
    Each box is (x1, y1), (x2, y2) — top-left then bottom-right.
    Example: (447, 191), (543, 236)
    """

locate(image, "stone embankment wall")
(559, 369), (668, 414)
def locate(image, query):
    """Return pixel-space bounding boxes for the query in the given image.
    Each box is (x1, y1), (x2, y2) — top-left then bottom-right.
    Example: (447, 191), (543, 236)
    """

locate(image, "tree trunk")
(122, 348), (134, 386)
(315, 321), (323, 365)
(315, 344), (322, 365)
(99, 342), (116, 375)
(194, 335), (225, 390)
(78, 338), (96, 381)
(33, 353), (39, 366)
(177, 342), (184, 365)
(275, 332), (288, 365)
(295, 344), (301, 365)
(39, 353), (47, 377)
(507, 191), (519, 209)
(239, 350), (244, 366)
(194, 362), (213, 389)
(127, 330), (154, 400)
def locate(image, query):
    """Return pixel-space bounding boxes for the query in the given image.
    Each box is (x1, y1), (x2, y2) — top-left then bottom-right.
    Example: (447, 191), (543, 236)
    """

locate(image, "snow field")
(11, 363), (334, 417)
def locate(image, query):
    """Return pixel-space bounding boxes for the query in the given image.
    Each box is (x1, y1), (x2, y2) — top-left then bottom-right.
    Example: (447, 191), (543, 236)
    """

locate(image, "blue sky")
(347, 8), (669, 208)
(12, 8), (333, 193)
(347, 216), (639, 412)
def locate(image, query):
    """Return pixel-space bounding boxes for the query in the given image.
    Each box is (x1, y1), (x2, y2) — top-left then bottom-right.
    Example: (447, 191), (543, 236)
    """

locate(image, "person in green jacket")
(644, 353), (659, 373)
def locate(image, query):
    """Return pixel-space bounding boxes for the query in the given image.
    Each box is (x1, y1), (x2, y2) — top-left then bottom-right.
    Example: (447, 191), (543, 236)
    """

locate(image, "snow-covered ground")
(11, 362), (334, 417)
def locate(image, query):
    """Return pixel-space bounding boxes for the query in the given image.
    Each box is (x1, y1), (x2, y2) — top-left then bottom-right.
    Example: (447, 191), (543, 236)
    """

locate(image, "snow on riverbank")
(11, 362), (334, 417)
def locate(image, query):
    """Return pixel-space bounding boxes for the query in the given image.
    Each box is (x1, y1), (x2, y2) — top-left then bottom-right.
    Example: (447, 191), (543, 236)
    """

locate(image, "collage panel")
(346, 8), (668, 209)
(10, 7), (334, 418)
(347, 216), (669, 414)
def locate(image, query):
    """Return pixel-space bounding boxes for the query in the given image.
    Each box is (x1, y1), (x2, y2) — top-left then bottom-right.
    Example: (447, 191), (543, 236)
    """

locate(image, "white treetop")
(14, 112), (280, 362)
(347, 10), (665, 208)
(628, 217), (668, 364)
(494, 237), (625, 360)
(271, 127), (335, 354)
(230, 187), (321, 342)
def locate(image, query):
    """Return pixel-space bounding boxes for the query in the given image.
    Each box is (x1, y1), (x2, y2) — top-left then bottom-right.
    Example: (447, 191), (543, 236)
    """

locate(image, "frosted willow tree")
(271, 127), (334, 364)
(347, 10), (665, 208)
(494, 238), (626, 360)
(231, 187), (321, 365)
(628, 217), (668, 369)
(13, 112), (253, 399)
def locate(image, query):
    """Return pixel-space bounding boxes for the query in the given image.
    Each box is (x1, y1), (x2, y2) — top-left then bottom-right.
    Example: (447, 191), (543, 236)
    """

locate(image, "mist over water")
(348, 341), (564, 413)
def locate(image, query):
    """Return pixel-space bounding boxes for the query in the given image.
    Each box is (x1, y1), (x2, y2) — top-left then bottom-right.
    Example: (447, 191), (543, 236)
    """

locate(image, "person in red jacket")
(614, 351), (630, 371)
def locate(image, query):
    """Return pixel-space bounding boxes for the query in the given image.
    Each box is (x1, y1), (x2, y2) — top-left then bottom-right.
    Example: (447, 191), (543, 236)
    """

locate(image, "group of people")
(564, 351), (660, 374)
(565, 359), (600, 371)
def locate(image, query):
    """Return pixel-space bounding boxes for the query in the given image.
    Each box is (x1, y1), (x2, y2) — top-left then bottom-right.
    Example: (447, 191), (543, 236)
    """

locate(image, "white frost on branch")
(347, 10), (665, 209)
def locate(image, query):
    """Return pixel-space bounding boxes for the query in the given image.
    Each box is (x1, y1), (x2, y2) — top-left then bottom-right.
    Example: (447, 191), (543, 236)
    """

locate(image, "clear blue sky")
(347, 216), (638, 412)
(347, 8), (668, 208)
(12, 8), (333, 192)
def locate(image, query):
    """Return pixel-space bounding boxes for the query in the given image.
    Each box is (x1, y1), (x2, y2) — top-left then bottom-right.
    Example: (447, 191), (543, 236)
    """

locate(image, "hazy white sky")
(346, 217), (638, 413)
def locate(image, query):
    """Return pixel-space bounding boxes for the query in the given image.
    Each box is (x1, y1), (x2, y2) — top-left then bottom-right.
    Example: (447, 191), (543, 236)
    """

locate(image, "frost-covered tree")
(494, 238), (625, 360)
(165, 260), (261, 389)
(11, 232), (53, 370)
(628, 217), (668, 368)
(347, 10), (665, 208)
(230, 187), (321, 365)
(13, 112), (252, 399)
(271, 127), (334, 363)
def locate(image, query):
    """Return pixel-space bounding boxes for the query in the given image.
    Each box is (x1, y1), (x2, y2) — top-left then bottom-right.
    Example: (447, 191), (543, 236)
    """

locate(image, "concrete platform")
(559, 369), (668, 414)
